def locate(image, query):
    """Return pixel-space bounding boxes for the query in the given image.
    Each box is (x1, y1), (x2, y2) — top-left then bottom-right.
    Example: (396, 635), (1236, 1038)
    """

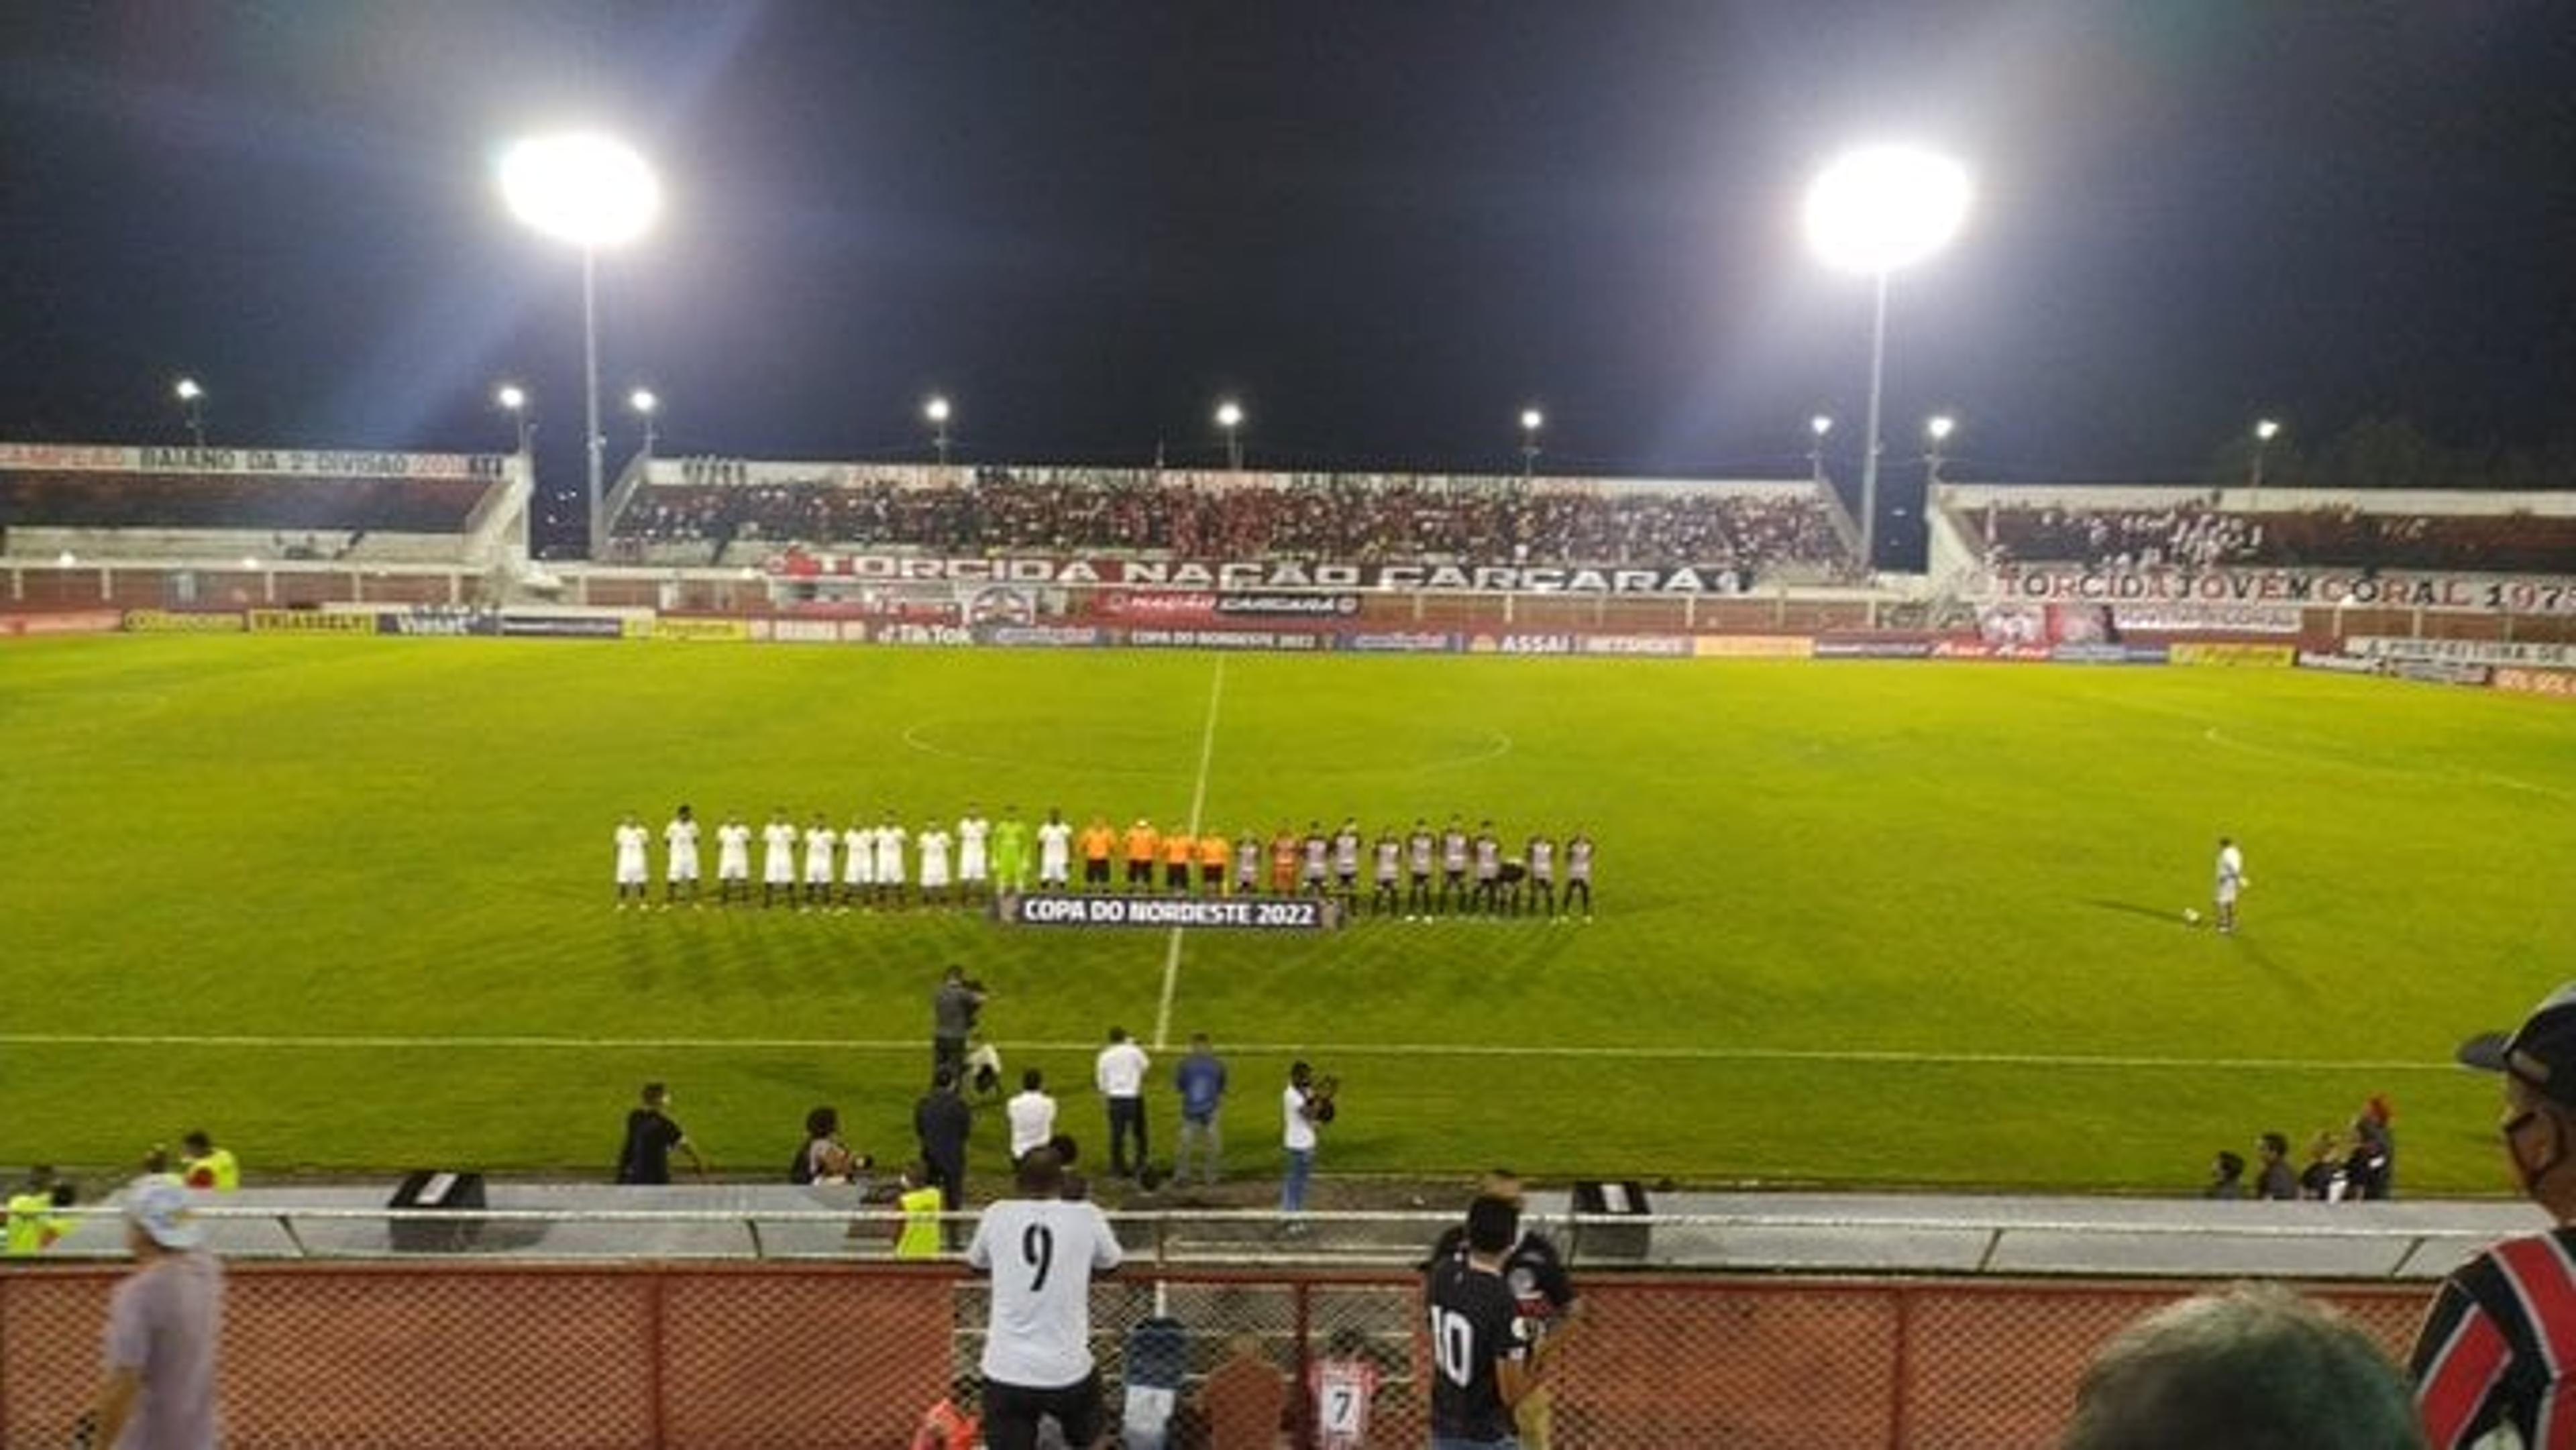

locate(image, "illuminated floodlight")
(1810, 414), (1833, 437)
(629, 388), (658, 416)
(174, 378), (203, 402)
(498, 133), (661, 249)
(1519, 407), (1544, 433)
(1927, 414), (1956, 442)
(2255, 418), (2281, 442)
(1804, 146), (1972, 276)
(924, 395), (952, 425)
(1214, 400), (1244, 430)
(496, 384), (527, 412)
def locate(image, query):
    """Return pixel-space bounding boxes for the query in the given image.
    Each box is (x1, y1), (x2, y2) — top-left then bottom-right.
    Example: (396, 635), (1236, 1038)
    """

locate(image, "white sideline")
(0, 1031), (2454, 1073)
(1152, 656), (1226, 1052)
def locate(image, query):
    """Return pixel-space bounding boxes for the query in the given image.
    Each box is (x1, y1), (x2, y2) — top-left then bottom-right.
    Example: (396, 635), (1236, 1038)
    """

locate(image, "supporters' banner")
(124, 609), (244, 633)
(646, 616), (749, 643)
(0, 441), (505, 481)
(1693, 634), (1815, 659)
(248, 609), (371, 634)
(2493, 667), (2576, 700)
(378, 606), (498, 638)
(1978, 602), (2114, 647)
(2111, 602), (2304, 635)
(2169, 643), (2295, 668)
(1980, 565), (2576, 616)
(1124, 627), (1329, 651)
(2349, 637), (2576, 669)
(769, 550), (1746, 596)
(1341, 630), (1460, 654)
(0, 609), (122, 636)
(963, 586), (1037, 626)
(998, 891), (1339, 931)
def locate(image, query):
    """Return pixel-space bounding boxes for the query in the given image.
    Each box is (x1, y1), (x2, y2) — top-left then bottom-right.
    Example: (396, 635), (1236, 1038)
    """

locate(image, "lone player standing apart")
(2214, 836), (2248, 935)
(1426, 1194), (1568, 1450)
(967, 1147), (1123, 1450)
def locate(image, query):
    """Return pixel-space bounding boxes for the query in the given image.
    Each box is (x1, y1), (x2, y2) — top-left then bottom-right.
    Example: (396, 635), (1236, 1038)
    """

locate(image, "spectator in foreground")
(1198, 1333), (1287, 1449)
(966, 1147), (1122, 1450)
(791, 1105), (865, 1186)
(1007, 1068), (1058, 1167)
(2204, 1151), (2247, 1200)
(93, 1175), (225, 1450)
(911, 1374), (980, 1450)
(5, 1166), (73, 1256)
(2414, 985), (2576, 1446)
(914, 1068), (972, 1225)
(2065, 1283), (2423, 1450)
(614, 1081), (706, 1184)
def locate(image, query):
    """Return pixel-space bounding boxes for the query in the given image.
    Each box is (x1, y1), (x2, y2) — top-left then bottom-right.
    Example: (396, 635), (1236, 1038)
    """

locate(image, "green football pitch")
(4, 634), (2573, 1195)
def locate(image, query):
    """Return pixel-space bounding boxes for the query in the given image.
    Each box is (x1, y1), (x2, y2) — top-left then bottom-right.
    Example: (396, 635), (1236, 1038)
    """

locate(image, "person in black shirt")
(914, 1068), (974, 1231)
(1427, 1171), (1580, 1450)
(1426, 1194), (1564, 1449)
(615, 1082), (705, 1184)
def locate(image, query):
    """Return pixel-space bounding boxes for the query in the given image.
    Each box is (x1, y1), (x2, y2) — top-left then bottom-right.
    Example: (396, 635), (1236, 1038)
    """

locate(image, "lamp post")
(1808, 414), (1834, 486)
(1518, 407), (1544, 481)
(174, 378), (207, 448)
(2250, 418), (2281, 493)
(498, 132), (661, 560)
(1214, 399), (1244, 471)
(1925, 414), (1955, 488)
(496, 384), (531, 455)
(924, 394), (953, 465)
(629, 388), (659, 454)
(1805, 146), (1972, 571)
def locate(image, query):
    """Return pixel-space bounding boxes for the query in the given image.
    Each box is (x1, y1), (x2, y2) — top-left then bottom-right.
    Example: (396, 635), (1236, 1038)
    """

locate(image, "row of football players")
(610, 808), (1597, 916)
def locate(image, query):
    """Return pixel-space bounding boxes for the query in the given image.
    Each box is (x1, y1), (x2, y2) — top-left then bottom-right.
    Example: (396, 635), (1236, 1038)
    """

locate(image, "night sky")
(5, 1), (2573, 508)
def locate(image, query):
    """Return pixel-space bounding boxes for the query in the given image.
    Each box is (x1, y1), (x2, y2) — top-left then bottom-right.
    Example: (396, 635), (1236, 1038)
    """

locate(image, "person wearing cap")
(2412, 983), (2576, 1446)
(93, 1174), (223, 1450)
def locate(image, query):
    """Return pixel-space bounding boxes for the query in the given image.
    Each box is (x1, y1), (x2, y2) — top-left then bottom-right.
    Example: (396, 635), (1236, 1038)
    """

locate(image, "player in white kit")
(614, 814), (650, 908)
(716, 813), (752, 905)
(801, 813), (837, 909)
(2214, 836), (2248, 934)
(662, 805), (701, 908)
(1036, 809), (1073, 890)
(761, 810), (798, 909)
(840, 816), (875, 909)
(956, 805), (991, 903)
(873, 814), (909, 907)
(918, 820), (955, 905)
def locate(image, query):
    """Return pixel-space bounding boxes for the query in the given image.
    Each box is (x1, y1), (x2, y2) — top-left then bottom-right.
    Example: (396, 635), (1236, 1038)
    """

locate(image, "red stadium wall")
(0, 1264), (2435, 1449)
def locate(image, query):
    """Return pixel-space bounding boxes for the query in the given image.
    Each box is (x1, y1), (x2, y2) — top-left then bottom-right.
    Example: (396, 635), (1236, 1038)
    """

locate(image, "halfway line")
(1155, 655), (1227, 1051)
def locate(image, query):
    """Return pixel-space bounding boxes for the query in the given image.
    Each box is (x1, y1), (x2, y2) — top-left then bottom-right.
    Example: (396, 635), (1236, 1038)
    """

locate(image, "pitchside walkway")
(30, 1184), (2542, 1279)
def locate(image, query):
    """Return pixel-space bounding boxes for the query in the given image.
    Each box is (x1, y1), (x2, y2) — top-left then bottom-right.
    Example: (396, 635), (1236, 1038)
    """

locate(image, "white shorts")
(668, 853), (700, 883)
(2216, 883), (2240, 905)
(765, 858), (794, 885)
(804, 860), (833, 885)
(616, 860), (648, 886)
(959, 848), (988, 882)
(922, 865), (952, 889)
(718, 855), (749, 881)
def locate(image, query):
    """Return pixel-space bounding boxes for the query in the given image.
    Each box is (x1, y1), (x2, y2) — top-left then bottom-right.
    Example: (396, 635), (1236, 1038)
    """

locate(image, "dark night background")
(4, 1), (2573, 550)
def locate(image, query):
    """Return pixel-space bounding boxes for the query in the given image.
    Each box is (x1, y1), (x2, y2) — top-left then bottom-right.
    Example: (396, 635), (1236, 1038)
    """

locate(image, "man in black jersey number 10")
(1426, 1193), (1574, 1450)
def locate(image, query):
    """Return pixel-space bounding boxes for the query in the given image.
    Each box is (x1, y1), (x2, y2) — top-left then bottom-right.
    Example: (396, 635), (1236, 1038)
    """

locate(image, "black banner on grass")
(996, 891), (1340, 931)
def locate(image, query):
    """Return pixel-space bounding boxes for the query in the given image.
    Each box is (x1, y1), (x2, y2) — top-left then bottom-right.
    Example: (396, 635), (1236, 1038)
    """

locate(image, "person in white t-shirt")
(661, 805), (700, 908)
(1281, 1060), (1326, 1215)
(1036, 809), (1073, 890)
(1006, 1069), (1058, 1165)
(957, 805), (991, 901)
(802, 813), (837, 909)
(715, 814), (752, 905)
(2214, 836), (2249, 935)
(838, 817), (874, 908)
(614, 814), (650, 908)
(918, 821), (955, 905)
(967, 1147), (1123, 1450)
(1095, 1027), (1152, 1180)
(873, 814), (910, 907)
(760, 810), (798, 909)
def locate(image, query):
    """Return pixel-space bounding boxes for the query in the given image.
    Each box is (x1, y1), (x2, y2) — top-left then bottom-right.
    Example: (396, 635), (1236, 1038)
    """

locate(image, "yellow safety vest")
(896, 1184), (944, 1260)
(180, 1148), (240, 1192)
(5, 1192), (66, 1256)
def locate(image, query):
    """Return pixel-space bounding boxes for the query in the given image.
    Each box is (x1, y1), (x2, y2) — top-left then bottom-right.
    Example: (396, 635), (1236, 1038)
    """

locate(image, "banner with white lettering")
(1978, 565), (2576, 616)
(765, 549), (1746, 596)
(0, 441), (505, 481)
(997, 892), (1340, 931)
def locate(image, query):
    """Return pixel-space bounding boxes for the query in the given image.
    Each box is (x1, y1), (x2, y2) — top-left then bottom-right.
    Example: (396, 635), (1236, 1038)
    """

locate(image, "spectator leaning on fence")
(2065, 1283), (2424, 1450)
(2414, 983), (2576, 1447)
(965, 1147), (1123, 1450)
(615, 1082), (706, 1184)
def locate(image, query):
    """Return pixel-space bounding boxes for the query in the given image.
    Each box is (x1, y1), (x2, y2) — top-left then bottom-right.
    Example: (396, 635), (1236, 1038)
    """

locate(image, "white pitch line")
(0, 1031), (2464, 1074)
(1154, 656), (1227, 1051)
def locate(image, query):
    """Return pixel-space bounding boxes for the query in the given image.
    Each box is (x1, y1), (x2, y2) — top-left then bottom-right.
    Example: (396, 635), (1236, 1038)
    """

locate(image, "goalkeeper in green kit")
(991, 805), (1032, 894)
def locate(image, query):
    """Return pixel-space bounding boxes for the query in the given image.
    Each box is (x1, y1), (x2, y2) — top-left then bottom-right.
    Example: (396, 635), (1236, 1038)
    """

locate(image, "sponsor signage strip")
(124, 610), (245, 634)
(248, 609), (373, 634)
(2493, 667), (2576, 700)
(999, 892), (1339, 931)
(2349, 637), (2576, 669)
(2168, 643), (2295, 668)
(0, 609), (123, 637)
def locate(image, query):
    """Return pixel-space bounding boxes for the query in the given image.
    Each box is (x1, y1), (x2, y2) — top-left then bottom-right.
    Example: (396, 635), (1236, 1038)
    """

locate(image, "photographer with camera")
(1281, 1061), (1337, 1217)
(931, 966), (987, 1086)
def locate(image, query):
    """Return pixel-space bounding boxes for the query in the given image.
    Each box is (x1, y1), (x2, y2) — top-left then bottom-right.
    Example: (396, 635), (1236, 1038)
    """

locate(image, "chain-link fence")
(0, 1261), (2435, 1448)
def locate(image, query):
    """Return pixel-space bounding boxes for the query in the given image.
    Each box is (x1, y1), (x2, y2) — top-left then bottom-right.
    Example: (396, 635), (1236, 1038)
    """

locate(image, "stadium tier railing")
(0, 1253), (2445, 1448)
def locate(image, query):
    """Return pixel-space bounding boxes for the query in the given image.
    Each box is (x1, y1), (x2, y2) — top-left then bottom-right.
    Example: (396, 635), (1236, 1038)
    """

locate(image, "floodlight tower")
(1808, 414), (1833, 486)
(496, 384), (531, 454)
(2250, 418), (2282, 493)
(1214, 399), (1245, 471)
(629, 388), (659, 454)
(498, 132), (662, 559)
(174, 378), (207, 448)
(1805, 145), (1972, 570)
(1925, 413), (1956, 487)
(924, 395), (953, 465)
(1519, 407), (1544, 480)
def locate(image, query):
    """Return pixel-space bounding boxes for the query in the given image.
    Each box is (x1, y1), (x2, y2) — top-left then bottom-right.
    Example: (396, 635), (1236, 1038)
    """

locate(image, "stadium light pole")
(1805, 146), (1972, 571)
(1925, 414), (1956, 488)
(2250, 417), (2282, 494)
(629, 388), (659, 455)
(174, 377), (206, 448)
(498, 132), (661, 561)
(1215, 399), (1245, 471)
(924, 394), (953, 465)
(1519, 407), (1544, 481)
(496, 384), (531, 455)
(1808, 414), (1833, 486)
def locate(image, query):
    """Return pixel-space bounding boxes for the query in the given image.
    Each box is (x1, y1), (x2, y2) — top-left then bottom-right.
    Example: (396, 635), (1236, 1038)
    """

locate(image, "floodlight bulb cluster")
(498, 133), (661, 248)
(1215, 401), (1244, 429)
(1805, 146), (1972, 275)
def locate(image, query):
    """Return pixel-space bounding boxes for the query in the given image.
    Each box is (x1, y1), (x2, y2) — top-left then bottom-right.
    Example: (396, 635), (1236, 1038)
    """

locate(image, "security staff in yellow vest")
(5, 1166), (74, 1256)
(178, 1130), (239, 1192)
(896, 1160), (945, 1260)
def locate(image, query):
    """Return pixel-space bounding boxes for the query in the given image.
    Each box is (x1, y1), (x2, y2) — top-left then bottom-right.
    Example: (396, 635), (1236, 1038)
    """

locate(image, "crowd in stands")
(618, 470), (1853, 577)
(1980, 500), (2576, 574)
